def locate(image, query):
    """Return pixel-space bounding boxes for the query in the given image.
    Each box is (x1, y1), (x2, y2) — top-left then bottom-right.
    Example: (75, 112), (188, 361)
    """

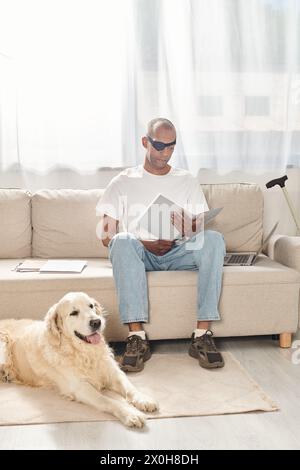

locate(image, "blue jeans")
(108, 230), (226, 324)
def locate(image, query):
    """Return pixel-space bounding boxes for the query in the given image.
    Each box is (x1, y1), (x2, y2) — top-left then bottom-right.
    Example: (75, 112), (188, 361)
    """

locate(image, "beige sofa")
(1, 183), (300, 347)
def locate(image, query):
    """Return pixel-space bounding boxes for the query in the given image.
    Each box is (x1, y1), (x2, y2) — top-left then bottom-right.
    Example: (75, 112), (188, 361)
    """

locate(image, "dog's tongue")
(86, 333), (101, 344)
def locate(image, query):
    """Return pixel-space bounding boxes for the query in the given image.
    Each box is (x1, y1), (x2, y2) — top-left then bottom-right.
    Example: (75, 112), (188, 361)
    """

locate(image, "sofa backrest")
(0, 183), (264, 259)
(0, 189), (32, 258)
(202, 183), (263, 252)
(32, 189), (107, 258)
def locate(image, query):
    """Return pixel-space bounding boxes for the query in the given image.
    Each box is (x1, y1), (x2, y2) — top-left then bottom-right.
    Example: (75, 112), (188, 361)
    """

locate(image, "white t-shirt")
(96, 164), (209, 237)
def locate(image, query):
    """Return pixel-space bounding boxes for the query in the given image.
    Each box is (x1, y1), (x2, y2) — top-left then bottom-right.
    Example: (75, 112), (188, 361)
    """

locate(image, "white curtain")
(0, 0), (299, 175)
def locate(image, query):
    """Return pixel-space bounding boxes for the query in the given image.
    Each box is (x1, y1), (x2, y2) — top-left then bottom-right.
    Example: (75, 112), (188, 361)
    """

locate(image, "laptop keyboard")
(227, 254), (250, 264)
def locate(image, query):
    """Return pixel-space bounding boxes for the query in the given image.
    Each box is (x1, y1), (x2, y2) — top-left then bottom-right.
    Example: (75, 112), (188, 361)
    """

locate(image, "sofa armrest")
(264, 234), (300, 272)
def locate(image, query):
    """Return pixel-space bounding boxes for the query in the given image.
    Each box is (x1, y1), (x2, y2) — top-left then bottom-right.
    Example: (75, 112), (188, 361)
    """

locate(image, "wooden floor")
(1, 334), (300, 450)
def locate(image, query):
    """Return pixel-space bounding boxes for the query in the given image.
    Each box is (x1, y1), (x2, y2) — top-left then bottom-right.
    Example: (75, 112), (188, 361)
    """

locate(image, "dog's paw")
(120, 409), (146, 428)
(130, 394), (159, 413)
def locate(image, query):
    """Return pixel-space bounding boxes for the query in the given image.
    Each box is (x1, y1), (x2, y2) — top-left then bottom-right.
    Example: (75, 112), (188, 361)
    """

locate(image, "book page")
(39, 260), (87, 273)
(134, 193), (183, 241)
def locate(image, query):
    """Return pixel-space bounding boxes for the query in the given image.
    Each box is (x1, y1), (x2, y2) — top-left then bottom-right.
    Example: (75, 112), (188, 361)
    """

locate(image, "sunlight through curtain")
(0, 0), (299, 174)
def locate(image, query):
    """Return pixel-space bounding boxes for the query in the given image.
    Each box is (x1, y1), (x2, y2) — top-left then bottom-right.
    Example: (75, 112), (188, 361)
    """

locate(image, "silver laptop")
(223, 221), (279, 266)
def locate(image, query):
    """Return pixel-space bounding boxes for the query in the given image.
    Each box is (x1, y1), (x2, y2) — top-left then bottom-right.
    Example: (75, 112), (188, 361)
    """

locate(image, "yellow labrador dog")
(0, 292), (158, 427)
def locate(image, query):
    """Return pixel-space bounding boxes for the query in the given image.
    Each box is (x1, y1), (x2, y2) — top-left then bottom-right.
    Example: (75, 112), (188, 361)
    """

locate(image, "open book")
(134, 193), (223, 241)
(39, 260), (87, 273)
(14, 259), (87, 273)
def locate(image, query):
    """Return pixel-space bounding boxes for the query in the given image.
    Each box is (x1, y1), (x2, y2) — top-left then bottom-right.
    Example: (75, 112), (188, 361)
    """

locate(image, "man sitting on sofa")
(97, 118), (226, 372)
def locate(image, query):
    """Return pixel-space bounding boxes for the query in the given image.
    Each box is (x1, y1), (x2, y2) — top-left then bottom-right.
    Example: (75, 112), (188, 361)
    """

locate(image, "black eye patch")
(147, 134), (176, 151)
(89, 304), (94, 309)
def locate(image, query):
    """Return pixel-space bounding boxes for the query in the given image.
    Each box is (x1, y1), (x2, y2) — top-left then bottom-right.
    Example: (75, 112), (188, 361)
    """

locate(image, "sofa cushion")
(0, 189), (32, 258)
(202, 183), (264, 252)
(1, 256), (299, 340)
(32, 189), (108, 258)
(2, 255), (299, 292)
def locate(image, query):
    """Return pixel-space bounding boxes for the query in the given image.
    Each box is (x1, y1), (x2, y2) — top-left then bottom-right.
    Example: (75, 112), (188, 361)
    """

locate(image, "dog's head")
(45, 292), (106, 347)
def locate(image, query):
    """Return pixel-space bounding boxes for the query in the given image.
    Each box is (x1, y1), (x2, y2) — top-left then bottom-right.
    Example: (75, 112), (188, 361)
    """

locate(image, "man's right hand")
(141, 239), (175, 256)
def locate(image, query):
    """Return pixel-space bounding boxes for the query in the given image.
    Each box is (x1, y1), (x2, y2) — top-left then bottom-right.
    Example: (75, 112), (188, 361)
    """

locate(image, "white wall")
(1, 165), (299, 236)
(0, 167), (121, 192)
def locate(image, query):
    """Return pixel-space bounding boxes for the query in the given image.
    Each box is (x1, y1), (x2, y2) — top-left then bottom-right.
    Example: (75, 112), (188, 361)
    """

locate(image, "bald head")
(142, 118), (176, 174)
(147, 118), (176, 138)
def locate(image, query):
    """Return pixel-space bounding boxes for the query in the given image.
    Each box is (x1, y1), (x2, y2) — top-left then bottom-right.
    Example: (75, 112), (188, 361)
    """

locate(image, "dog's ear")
(94, 299), (107, 317)
(45, 303), (61, 346)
